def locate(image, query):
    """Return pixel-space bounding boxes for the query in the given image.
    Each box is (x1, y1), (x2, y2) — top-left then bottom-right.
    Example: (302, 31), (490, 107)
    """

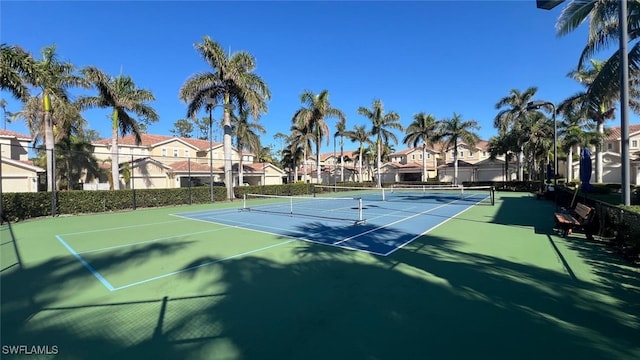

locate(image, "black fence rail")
(556, 188), (640, 264)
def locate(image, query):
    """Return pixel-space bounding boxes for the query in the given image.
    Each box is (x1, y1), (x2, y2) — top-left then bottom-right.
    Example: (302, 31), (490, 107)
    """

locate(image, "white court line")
(333, 195), (481, 246)
(60, 219), (190, 236)
(383, 202), (478, 256)
(170, 212), (387, 256)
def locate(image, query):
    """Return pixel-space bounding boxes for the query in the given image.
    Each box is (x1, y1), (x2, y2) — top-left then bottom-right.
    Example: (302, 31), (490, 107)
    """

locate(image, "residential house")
(383, 146), (440, 182)
(438, 140), (514, 183)
(0, 130), (44, 193)
(91, 134), (284, 189)
(570, 124), (640, 185)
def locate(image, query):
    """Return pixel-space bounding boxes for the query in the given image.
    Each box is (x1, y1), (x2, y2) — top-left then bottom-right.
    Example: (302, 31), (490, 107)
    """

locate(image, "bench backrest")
(574, 203), (594, 223)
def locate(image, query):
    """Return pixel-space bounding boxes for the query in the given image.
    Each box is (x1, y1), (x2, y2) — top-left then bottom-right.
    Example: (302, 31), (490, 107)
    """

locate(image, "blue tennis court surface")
(173, 190), (491, 256)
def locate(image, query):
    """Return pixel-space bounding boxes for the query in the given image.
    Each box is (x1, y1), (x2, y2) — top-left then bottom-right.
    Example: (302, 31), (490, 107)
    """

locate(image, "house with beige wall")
(0, 130), (44, 193)
(570, 124), (640, 185)
(91, 133), (283, 190)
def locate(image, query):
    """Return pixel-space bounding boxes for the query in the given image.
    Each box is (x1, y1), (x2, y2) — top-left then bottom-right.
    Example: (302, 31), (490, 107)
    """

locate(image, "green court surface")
(1, 192), (639, 359)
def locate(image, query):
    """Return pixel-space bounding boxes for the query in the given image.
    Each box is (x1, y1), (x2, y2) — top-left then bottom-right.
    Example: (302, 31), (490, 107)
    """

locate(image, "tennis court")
(1, 190), (639, 359)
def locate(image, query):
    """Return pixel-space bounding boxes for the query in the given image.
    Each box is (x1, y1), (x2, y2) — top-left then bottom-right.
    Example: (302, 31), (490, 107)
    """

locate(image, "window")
(482, 151), (487, 157)
(459, 151), (464, 158)
(419, 153), (422, 160)
(411, 154), (415, 160)
(427, 153), (431, 159)
(184, 150), (190, 158)
(632, 140), (638, 148)
(161, 148), (167, 157)
(607, 143), (613, 150)
(468, 152), (473, 158)
(173, 148), (179, 157)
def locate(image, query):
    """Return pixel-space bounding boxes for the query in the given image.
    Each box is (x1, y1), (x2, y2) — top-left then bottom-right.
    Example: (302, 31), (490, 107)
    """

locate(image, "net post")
(382, 188), (386, 201)
(243, 193), (247, 210)
(358, 197), (363, 222)
(491, 186), (495, 206)
(290, 197), (293, 215)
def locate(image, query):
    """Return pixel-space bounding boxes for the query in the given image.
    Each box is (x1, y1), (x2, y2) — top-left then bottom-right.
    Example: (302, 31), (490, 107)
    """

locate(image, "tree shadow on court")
(1, 238), (196, 359)
(171, 230), (639, 360)
(3, 210), (639, 359)
(490, 192), (558, 235)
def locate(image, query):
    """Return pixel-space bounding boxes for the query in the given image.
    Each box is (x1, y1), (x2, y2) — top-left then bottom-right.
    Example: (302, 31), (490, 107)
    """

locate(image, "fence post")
(188, 157), (192, 205)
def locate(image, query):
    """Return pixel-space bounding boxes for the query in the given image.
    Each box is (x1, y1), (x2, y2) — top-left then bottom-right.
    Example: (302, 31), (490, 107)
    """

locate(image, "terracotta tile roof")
(169, 160), (213, 172)
(93, 133), (220, 151)
(606, 124), (640, 140)
(0, 129), (32, 140)
(319, 150), (360, 160)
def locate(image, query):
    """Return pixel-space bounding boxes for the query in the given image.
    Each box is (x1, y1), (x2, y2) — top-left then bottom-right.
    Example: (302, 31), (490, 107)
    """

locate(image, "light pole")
(526, 101), (557, 190)
(205, 98), (235, 202)
(333, 134), (337, 190)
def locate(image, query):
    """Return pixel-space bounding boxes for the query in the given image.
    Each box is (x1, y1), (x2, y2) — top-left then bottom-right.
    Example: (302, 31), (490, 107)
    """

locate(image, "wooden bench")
(554, 203), (595, 238)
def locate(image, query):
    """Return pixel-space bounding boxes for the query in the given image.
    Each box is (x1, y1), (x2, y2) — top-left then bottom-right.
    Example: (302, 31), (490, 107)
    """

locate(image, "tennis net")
(314, 185), (495, 205)
(241, 193), (366, 224)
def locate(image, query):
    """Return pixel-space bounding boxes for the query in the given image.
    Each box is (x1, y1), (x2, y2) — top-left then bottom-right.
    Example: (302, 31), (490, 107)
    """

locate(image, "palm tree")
(288, 121), (313, 183)
(232, 108), (265, 186)
(344, 125), (371, 183)
(435, 113), (480, 186)
(281, 141), (304, 183)
(179, 36), (271, 200)
(292, 89), (345, 184)
(358, 99), (403, 187)
(560, 60), (621, 183)
(29, 45), (88, 191)
(0, 98), (8, 129)
(1, 43), (34, 100)
(78, 66), (158, 190)
(494, 87), (538, 181)
(334, 117), (347, 182)
(556, 1), (640, 114)
(488, 132), (518, 182)
(403, 113), (439, 182)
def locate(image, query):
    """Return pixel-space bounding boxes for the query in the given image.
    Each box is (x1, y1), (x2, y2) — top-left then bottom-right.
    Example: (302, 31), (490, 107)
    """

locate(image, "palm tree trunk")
(422, 144), (427, 182)
(376, 137), (381, 188)
(303, 148), (308, 183)
(340, 137), (344, 183)
(238, 144), (244, 187)
(358, 147), (363, 183)
(454, 154), (459, 186)
(223, 100), (233, 200)
(567, 147), (573, 182)
(316, 136), (321, 184)
(596, 122), (603, 183)
(44, 110), (55, 192)
(111, 109), (120, 190)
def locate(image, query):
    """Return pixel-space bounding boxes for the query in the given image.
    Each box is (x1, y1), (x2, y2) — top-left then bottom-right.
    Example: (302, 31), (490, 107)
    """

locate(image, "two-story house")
(570, 124), (640, 185)
(381, 146), (440, 182)
(0, 130), (44, 192)
(91, 134), (285, 189)
(437, 140), (515, 183)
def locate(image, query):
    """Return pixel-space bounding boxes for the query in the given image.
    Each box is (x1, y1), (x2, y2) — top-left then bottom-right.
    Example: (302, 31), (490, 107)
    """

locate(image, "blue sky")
(1, 0), (636, 154)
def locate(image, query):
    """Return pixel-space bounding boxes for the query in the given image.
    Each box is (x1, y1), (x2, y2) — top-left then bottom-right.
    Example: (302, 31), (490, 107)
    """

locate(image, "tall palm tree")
(403, 113), (439, 182)
(435, 113), (480, 186)
(292, 89), (345, 184)
(358, 99), (403, 187)
(344, 124), (371, 183)
(179, 36), (271, 200)
(232, 108), (265, 186)
(334, 117), (347, 183)
(1, 43), (34, 100)
(288, 121), (313, 183)
(488, 132), (518, 182)
(557, 1), (640, 114)
(29, 45), (88, 191)
(561, 60), (621, 183)
(78, 66), (158, 190)
(494, 86), (538, 181)
(281, 141), (304, 183)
